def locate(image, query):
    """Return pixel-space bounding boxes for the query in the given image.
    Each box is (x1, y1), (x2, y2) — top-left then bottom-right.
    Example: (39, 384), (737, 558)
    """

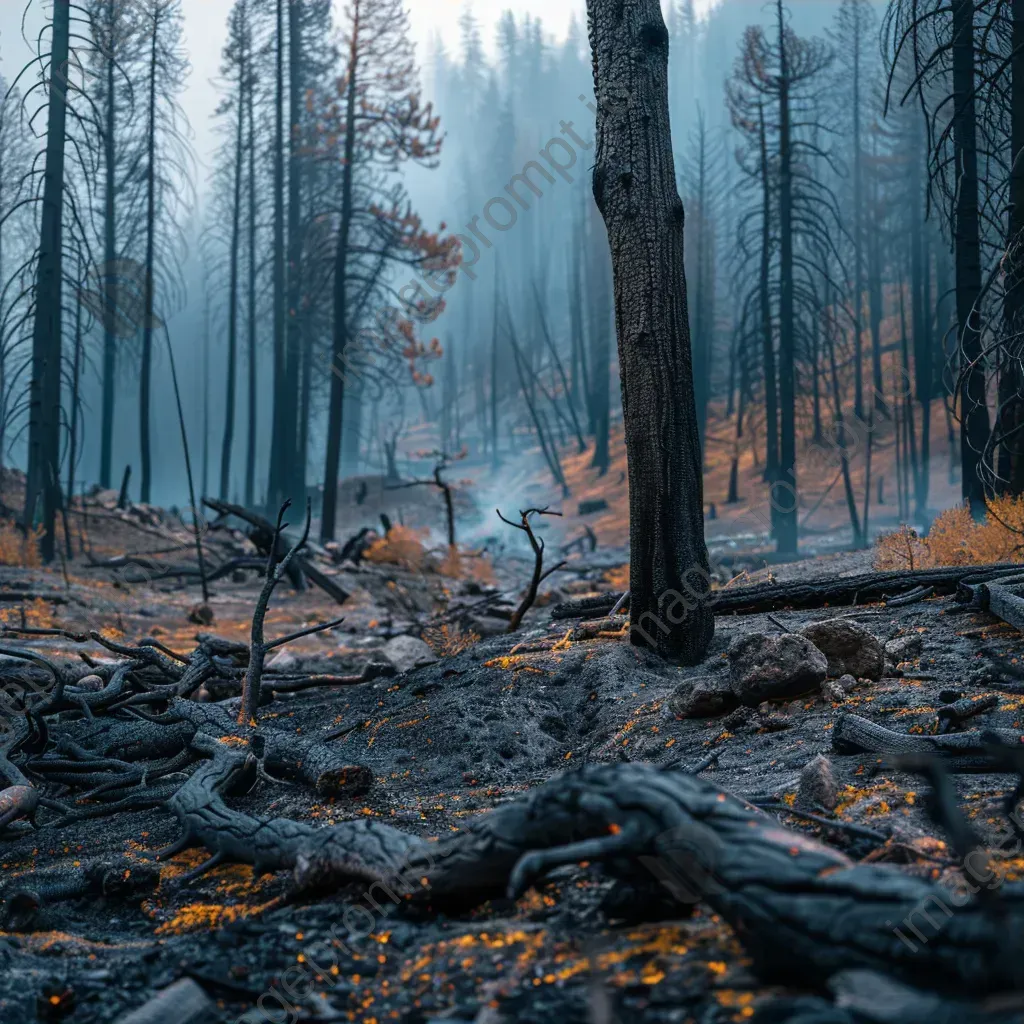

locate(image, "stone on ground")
(800, 619), (885, 680)
(728, 633), (828, 705)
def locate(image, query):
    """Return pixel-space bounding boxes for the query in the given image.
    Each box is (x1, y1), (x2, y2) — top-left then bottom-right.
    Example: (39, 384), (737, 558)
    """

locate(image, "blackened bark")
(998, 0), (1024, 495)
(285, 0), (304, 503)
(267, 0), (287, 512)
(775, 0), (798, 555)
(220, 53), (245, 501)
(951, 0), (991, 516)
(99, 0), (118, 491)
(585, 0), (714, 664)
(139, 7), (159, 505)
(27, 0), (71, 559)
(321, 5), (360, 542)
(910, 122), (931, 516)
(245, 46), (258, 509)
(588, 213), (612, 476)
(758, 103), (779, 487)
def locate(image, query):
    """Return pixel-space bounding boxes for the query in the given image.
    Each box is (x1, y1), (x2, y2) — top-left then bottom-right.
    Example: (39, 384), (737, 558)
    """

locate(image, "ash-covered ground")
(1, 496), (1022, 1023)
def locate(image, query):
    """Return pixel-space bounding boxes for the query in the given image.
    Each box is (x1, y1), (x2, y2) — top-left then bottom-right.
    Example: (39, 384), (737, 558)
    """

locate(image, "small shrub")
(363, 525), (429, 571)
(0, 519), (42, 568)
(422, 622), (480, 656)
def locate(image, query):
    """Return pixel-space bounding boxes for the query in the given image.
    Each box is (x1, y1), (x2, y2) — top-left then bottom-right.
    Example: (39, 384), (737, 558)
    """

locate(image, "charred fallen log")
(832, 712), (1022, 771)
(151, 751), (1024, 994)
(203, 497), (350, 604)
(551, 564), (1024, 621)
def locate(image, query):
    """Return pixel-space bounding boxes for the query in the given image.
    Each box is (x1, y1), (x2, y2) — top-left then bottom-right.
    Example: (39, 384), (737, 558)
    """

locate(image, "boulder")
(797, 754), (839, 810)
(669, 676), (738, 718)
(381, 635), (438, 674)
(800, 619), (885, 680)
(728, 633), (828, 705)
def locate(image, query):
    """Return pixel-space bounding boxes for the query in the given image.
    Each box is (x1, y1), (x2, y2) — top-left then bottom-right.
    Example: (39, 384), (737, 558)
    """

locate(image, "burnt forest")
(3, 0), (1024, 1021)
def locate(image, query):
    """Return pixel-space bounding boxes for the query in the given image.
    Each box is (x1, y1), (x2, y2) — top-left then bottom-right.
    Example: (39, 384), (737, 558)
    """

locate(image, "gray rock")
(265, 648), (301, 673)
(821, 678), (847, 704)
(669, 676), (738, 718)
(836, 673), (858, 693)
(797, 753), (839, 810)
(885, 633), (923, 662)
(800, 619), (885, 680)
(381, 635), (438, 674)
(728, 633), (828, 705)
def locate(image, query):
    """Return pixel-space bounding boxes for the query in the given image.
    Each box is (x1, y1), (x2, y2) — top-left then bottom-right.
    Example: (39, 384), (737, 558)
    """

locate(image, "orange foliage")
(603, 564), (630, 590)
(437, 546), (497, 585)
(875, 498), (1024, 569)
(0, 519), (42, 567)
(364, 525), (429, 571)
(422, 622), (481, 657)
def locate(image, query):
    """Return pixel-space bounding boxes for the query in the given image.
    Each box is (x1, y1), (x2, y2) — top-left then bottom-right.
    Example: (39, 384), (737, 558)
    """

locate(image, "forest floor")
(1, 477), (1023, 1023)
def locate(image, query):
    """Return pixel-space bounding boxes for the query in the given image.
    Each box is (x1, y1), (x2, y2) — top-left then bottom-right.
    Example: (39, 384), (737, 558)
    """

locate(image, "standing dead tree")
(240, 499), (317, 724)
(584, 0), (714, 662)
(385, 449), (461, 549)
(497, 507), (566, 632)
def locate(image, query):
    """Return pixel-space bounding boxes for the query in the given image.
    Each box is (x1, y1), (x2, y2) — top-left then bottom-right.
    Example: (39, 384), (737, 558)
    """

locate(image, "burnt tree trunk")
(220, 46), (245, 501)
(757, 103), (779, 491)
(909, 118), (932, 516)
(267, 0), (288, 513)
(775, 0), (798, 555)
(952, 0), (991, 516)
(99, 0), (119, 491)
(285, 0), (304, 504)
(244, 50), (258, 509)
(320, 7), (360, 542)
(998, 0), (1024, 495)
(139, 5), (160, 505)
(585, 0), (714, 664)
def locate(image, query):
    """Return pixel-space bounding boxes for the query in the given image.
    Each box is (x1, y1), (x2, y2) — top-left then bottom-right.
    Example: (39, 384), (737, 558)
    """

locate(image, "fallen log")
(958, 572), (1024, 634)
(160, 749), (1024, 996)
(551, 591), (624, 621)
(832, 712), (1022, 770)
(713, 564), (1024, 615)
(553, 565), (1024, 621)
(203, 497), (349, 604)
(113, 978), (215, 1024)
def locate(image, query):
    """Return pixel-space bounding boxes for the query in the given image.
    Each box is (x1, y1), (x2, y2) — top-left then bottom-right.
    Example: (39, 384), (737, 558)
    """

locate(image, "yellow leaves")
(876, 497), (1024, 570)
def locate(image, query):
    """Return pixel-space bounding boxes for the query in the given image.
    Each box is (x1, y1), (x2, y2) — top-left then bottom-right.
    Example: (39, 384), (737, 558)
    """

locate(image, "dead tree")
(385, 451), (460, 549)
(496, 507), (566, 632)
(585, 0), (714, 663)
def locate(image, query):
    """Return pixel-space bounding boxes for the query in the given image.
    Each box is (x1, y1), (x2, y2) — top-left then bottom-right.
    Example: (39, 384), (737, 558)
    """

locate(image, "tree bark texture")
(585, 0), (714, 664)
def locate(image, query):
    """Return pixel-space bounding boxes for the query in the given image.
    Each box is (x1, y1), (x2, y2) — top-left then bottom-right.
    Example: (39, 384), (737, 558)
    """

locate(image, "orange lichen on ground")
(875, 497), (1024, 569)
(482, 655), (547, 674)
(154, 898), (278, 935)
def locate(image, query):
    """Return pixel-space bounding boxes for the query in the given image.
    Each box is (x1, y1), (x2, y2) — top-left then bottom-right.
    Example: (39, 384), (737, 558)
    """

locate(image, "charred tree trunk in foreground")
(952, 0), (991, 516)
(585, 0), (714, 664)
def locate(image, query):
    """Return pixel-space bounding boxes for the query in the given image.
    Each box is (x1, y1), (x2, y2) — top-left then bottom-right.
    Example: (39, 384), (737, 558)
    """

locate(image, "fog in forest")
(0, 0), (1015, 557)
